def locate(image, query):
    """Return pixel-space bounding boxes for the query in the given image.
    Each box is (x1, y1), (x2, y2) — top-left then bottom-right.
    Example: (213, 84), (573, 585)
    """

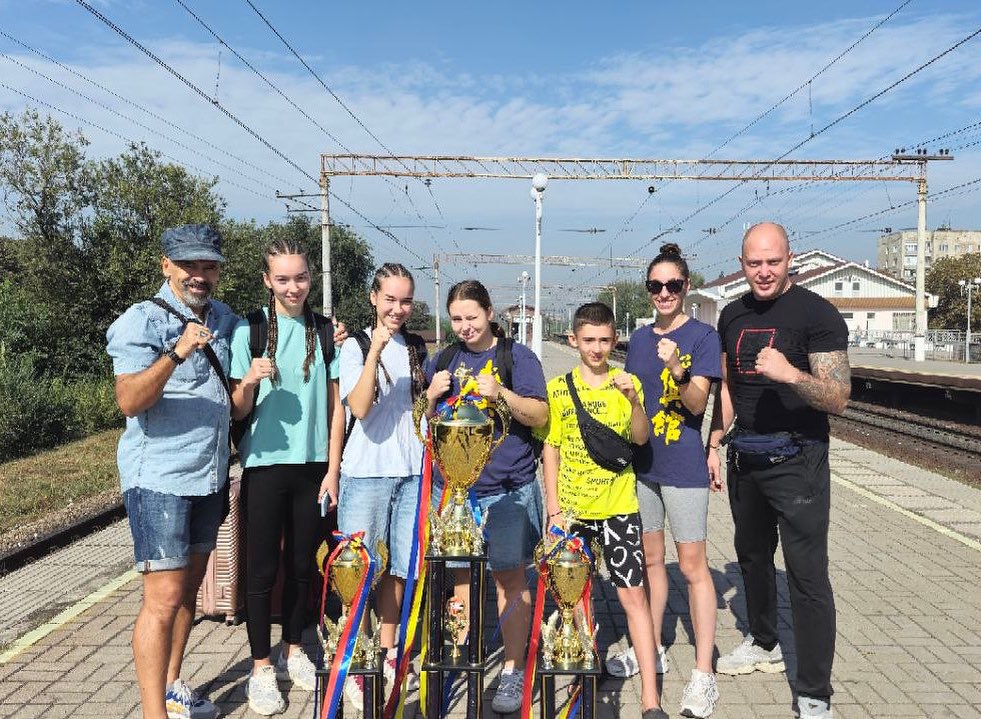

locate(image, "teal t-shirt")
(230, 309), (340, 469)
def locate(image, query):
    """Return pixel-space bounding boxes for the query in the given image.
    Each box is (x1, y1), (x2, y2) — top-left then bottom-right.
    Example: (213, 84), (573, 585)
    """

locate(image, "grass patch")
(0, 429), (122, 535)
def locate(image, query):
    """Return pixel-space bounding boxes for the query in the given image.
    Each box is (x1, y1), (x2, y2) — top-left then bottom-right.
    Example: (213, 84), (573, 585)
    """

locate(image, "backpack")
(344, 328), (428, 443)
(231, 309), (335, 449)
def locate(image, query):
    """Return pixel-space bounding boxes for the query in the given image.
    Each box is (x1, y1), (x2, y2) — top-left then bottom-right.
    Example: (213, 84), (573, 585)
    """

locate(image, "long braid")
(301, 300), (317, 382)
(266, 288), (279, 383)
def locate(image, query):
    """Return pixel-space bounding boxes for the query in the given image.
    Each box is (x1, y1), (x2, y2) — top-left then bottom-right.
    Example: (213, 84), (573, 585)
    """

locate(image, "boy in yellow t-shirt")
(542, 302), (666, 719)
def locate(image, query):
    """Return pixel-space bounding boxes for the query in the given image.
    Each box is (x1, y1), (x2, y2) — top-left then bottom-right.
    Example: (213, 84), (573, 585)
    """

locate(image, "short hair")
(572, 302), (616, 333)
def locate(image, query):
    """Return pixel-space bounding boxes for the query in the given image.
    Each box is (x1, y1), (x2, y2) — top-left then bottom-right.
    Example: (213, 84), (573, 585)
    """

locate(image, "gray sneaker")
(679, 669), (719, 718)
(797, 696), (832, 719)
(716, 636), (784, 676)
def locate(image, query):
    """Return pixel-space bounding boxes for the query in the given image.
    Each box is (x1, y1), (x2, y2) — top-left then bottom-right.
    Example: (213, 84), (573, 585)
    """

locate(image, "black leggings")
(242, 462), (327, 660)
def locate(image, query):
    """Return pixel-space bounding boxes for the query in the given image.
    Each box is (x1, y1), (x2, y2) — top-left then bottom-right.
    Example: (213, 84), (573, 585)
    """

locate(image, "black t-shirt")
(717, 284), (848, 439)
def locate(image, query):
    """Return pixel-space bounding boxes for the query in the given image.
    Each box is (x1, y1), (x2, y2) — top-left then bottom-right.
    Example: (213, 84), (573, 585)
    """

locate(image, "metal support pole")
(434, 255), (441, 346)
(913, 176), (927, 362)
(967, 285), (973, 364)
(320, 175), (334, 318)
(532, 190), (544, 359)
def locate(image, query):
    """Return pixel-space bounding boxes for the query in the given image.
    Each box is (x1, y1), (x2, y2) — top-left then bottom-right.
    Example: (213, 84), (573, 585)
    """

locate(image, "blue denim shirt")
(106, 282), (240, 496)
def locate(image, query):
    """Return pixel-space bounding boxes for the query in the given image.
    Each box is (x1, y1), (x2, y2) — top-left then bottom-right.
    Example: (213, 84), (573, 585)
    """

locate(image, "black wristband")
(165, 349), (185, 365)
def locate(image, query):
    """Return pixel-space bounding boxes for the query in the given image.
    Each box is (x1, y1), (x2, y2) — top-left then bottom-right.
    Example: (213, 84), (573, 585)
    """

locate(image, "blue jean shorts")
(432, 480), (543, 573)
(123, 486), (225, 573)
(337, 475), (420, 579)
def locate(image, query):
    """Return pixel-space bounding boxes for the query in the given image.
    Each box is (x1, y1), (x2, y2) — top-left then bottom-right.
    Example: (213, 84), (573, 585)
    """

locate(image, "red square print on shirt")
(735, 328), (777, 375)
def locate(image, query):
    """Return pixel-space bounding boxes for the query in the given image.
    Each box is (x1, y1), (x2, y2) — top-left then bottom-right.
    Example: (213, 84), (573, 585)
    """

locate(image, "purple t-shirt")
(425, 340), (547, 497)
(625, 318), (722, 489)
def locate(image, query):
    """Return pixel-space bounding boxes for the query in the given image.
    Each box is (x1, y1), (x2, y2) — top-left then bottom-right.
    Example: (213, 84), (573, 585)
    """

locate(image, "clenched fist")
(755, 347), (801, 384)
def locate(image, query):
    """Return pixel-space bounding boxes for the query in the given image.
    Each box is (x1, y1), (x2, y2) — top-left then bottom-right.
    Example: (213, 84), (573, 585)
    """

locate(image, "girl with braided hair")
(229, 238), (346, 715)
(334, 262), (428, 696)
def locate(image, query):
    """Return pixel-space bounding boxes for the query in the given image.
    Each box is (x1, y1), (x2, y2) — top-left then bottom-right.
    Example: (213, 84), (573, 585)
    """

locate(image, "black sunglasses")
(646, 278), (685, 294)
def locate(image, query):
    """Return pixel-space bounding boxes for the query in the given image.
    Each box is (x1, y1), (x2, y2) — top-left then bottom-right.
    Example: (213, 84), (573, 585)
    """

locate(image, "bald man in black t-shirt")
(707, 222), (850, 719)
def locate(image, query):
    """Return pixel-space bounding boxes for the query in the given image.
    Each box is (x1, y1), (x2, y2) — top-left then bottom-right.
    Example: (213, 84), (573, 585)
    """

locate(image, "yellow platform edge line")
(0, 569), (139, 664)
(832, 474), (981, 553)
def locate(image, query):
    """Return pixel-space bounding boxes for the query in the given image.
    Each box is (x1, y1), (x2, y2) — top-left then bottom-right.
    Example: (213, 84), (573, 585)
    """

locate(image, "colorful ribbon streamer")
(320, 531), (377, 719)
(519, 525), (596, 719)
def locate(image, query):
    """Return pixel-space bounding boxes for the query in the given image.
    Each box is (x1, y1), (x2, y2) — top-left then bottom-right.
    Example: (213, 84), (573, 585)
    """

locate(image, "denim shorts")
(637, 481), (709, 543)
(432, 480), (543, 573)
(337, 474), (420, 579)
(123, 486), (225, 573)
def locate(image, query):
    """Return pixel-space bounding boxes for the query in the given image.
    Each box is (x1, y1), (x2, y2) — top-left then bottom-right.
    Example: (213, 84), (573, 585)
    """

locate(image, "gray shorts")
(637, 481), (709, 543)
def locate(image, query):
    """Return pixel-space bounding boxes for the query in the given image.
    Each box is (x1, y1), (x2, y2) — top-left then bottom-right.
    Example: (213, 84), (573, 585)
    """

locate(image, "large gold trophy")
(317, 536), (388, 666)
(413, 366), (510, 556)
(535, 530), (601, 670)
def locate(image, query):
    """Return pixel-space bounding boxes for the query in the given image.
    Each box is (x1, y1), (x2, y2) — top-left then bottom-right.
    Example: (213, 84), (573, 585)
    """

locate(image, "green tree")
(597, 280), (652, 330)
(407, 300), (433, 331)
(926, 253), (981, 329)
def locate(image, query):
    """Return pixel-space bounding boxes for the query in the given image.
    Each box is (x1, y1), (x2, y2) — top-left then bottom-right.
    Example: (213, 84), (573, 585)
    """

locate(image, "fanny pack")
(564, 373), (634, 473)
(728, 431), (802, 469)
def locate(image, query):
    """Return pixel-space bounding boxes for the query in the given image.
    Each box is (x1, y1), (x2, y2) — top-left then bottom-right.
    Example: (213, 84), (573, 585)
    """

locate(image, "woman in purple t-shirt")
(611, 243), (723, 718)
(424, 280), (548, 714)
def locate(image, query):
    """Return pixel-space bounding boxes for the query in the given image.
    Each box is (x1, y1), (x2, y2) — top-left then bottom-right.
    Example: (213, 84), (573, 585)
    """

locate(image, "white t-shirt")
(338, 328), (425, 477)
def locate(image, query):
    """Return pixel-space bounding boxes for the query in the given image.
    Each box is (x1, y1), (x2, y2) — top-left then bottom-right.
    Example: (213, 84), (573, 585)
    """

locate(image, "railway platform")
(1, 342), (980, 718)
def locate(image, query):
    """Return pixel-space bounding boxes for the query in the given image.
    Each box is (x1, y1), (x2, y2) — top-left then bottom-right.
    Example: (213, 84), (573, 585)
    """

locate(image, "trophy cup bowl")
(413, 393), (510, 556)
(535, 537), (597, 670)
(320, 539), (388, 666)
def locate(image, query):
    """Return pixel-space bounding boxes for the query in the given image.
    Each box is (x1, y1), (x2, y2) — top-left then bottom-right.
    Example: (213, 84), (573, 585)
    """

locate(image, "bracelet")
(548, 511), (563, 518)
(708, 444), (720, 449)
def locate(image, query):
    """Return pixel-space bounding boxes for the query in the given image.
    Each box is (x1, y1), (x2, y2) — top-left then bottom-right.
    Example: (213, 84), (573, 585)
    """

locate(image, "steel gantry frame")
(319, 153), (951, 359)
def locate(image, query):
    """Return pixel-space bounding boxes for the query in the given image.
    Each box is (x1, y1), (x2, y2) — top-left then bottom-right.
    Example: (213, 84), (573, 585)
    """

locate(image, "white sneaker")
(797, 696), (833, 719)
(679, 669), (719, 718)
(605, 645), (670, 677)
(275, 650), (317, 691)
(716, 636), (785, 676)
(491, 669), (524, 714)
(246, 666), (286, 716)
(166, 679), (219, 719)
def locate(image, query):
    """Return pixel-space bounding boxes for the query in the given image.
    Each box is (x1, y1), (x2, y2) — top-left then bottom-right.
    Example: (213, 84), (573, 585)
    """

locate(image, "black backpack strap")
(149, 297), (230, 397)
(495, 337), (514, 390)
(432, 342), (463, 404)
(564, 372), (589, 421)
(312, 313), (335, 367)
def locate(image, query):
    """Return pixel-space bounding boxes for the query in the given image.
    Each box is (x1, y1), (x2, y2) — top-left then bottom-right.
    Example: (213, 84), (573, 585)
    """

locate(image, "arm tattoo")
(792, 350), (851, 415)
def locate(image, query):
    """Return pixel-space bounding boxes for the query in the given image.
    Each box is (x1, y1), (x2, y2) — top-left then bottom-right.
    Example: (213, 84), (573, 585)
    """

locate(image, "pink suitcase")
(196, 467), (244, 624)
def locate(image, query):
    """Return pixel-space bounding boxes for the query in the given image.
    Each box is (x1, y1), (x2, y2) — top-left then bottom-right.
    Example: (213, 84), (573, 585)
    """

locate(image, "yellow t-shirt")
(543, 366), (643, 520)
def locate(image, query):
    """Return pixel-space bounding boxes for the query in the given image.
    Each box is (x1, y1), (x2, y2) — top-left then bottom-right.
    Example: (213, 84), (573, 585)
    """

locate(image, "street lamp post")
(518, 271), (530, 345)
(959, 277), (981, 363)
(530, 173), (548, 359)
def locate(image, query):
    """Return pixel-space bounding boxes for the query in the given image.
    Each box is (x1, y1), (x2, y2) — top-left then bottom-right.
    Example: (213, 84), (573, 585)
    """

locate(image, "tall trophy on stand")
(523, 527), (602, 719)
(411, 364), (510, 719)
(314, 534), (387, 719)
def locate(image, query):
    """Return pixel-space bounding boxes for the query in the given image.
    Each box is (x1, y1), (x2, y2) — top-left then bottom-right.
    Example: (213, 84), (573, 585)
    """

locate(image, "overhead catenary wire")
(0, 28), (298, 191)
(72, 0), (432, 271)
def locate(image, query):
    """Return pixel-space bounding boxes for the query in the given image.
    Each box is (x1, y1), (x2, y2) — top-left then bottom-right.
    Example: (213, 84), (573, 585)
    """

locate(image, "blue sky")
(2, 0), (981, 312)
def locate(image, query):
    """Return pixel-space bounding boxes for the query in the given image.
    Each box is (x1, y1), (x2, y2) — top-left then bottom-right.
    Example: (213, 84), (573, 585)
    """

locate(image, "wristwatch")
(165, 348), (186, 365)
(674, 368), (691, 385)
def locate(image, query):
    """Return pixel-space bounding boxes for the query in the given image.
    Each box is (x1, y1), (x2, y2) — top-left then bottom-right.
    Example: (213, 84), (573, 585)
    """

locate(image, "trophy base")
(314, 649), (384, 719)
(424, 554), (488, 719)
(536, 652), (601, 719)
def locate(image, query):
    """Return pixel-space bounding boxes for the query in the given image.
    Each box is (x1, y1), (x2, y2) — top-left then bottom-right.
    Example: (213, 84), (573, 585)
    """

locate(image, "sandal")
(604, 647), (639, 678)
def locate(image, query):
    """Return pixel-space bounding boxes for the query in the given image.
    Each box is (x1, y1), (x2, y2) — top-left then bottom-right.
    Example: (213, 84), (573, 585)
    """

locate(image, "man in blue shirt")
(107, 224), (239, 719)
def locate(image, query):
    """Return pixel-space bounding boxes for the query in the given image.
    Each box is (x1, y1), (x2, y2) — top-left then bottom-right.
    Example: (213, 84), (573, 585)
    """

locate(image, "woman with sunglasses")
(609, 242), (723, 719)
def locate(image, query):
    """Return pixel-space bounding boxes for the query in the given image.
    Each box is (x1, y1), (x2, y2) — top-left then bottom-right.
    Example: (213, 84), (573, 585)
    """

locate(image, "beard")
(180, 279), (213, 308)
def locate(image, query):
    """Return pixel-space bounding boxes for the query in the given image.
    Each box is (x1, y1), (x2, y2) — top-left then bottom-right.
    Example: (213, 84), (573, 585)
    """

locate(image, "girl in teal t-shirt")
(229, 238), (345, 715)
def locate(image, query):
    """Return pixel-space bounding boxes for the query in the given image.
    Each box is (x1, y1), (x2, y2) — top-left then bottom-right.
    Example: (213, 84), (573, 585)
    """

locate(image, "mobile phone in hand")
(320, 493), (330, 517)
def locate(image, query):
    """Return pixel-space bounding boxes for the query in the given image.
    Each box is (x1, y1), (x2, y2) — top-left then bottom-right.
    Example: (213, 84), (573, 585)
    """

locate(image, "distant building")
(685, 249), (938, 339)
(877, 227), (981, 281)
(502, 304), (535, 344)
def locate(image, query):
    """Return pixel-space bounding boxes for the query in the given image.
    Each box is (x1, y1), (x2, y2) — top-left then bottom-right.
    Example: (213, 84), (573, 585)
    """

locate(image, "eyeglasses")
(645, 278), (685, 295)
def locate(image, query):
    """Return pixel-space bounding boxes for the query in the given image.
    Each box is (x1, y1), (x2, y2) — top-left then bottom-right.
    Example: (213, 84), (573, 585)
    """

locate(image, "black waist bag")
(729, 431), (802, 469)
(565, 372), (634, 473)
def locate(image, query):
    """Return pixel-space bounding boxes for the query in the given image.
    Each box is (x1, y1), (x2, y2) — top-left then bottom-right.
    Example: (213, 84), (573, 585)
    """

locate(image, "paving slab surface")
(1, 342), (979, 718)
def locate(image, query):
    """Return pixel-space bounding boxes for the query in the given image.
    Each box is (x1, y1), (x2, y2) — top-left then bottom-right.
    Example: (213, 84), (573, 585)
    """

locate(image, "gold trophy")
(413, 365), (510, 556)
(444, 596), (468, 663)
(317, 537), (388, 666)
(535, 531), (601, 670)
